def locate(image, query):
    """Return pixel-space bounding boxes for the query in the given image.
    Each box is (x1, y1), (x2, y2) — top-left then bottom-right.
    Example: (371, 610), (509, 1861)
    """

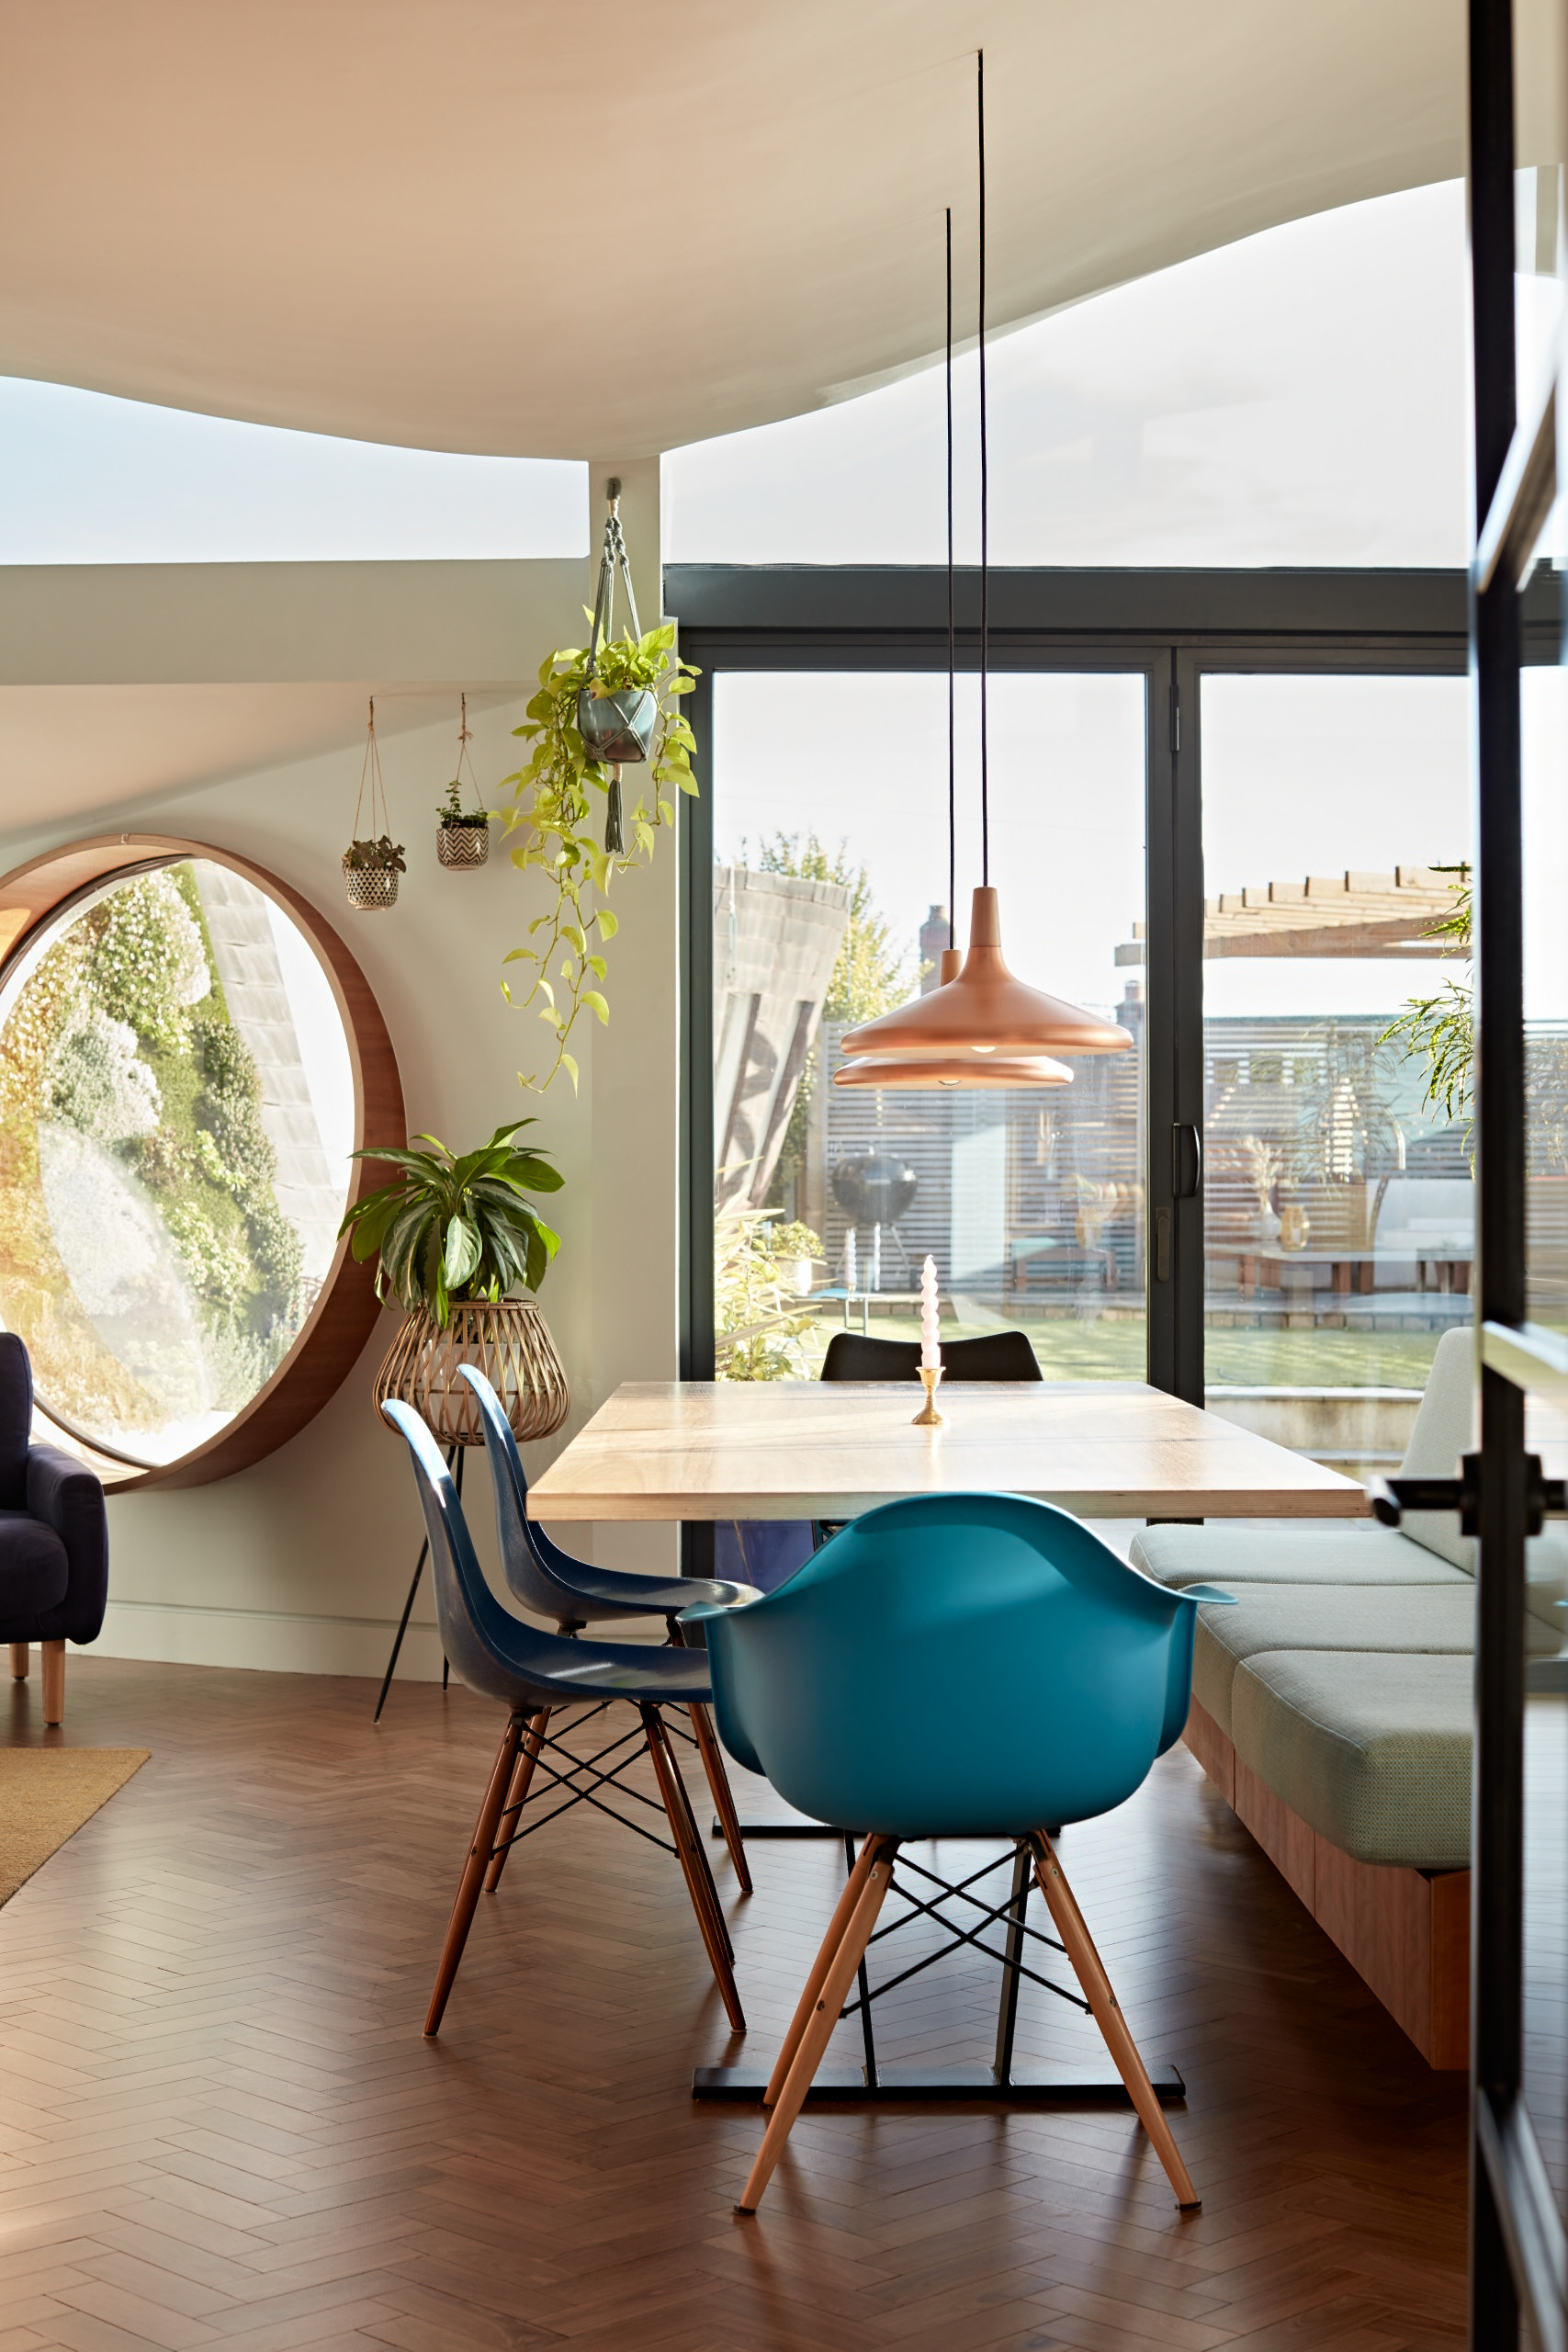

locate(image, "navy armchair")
(0, 1334), (109, 1724)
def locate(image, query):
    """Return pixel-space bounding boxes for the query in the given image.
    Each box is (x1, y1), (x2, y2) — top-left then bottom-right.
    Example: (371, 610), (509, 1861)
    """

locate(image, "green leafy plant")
(338, 1119), (563, 1327)
(343, 835), (406, 874)
(438, 779), (490, 829)
(1380, 866), (1473, 1125)
(766, 1220), (823, 1261)
(499, 621), (699, 1093)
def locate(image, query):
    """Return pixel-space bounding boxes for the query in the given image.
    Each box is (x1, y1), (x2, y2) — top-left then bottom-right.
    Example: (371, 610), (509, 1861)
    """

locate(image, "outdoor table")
(527, 1377), (1364, 2109)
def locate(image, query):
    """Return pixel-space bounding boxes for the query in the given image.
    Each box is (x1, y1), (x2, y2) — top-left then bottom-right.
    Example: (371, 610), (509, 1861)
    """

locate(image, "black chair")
(819, 1329), (1043, 1383)
(0, 1334), (109, 1725)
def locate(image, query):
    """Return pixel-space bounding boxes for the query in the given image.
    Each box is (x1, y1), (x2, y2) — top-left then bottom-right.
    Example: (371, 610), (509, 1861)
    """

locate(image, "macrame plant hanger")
(343, 696), (406, 909)
(584, 477), (643, 855)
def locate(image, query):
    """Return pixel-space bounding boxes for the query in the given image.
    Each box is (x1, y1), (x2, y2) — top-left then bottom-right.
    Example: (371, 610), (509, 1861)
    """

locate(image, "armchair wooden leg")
(738, 1836), (896, 2213)
(1030, 1830), (1200, 2211)
(762, 1831), (879, 2107)
(41, 1641), (63, 1725)
(642, 1704), (746, 2034)
(657, 1709), (736, 1964)
(484, 1709), (550, 1894)
(9, 1642), (28, 1679)
(424, 1713), (524, 2039)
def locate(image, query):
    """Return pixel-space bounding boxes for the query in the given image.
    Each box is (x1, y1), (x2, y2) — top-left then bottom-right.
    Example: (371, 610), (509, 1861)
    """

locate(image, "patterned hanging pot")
(435, 695), (491, 869)
(342, 701), (405, 911)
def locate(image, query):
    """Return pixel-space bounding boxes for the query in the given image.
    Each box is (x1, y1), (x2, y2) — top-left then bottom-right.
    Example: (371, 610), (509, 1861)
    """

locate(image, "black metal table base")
(693, 2063), (1185, 2107)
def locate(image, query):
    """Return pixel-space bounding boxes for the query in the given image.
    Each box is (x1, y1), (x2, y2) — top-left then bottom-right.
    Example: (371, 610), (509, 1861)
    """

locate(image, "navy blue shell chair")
(457, 1363), (760, 1894)
(682, 1491), (1234, 2213)
(381, 1399), (746, 2038)
(0, 1334), (109, 1726)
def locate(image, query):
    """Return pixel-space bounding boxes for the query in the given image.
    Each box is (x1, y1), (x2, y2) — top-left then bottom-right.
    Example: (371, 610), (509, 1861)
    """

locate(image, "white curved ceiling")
(0, 1), (1463, 460)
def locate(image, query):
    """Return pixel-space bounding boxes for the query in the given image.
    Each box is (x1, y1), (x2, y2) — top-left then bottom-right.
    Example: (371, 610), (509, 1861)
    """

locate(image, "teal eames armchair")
(682, 1490), (1234, 2213)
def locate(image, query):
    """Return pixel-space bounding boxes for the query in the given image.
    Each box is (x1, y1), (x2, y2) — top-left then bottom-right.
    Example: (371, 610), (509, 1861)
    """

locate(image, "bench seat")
(1131, 1521), (1469, 1591)
(1231, 1650), (1473, 1871)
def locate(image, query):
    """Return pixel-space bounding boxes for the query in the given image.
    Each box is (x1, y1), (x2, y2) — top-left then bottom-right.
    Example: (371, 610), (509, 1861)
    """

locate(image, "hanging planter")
(498, 480), (699, 1092)
(436, 693), (491, 870)
(342, 700), (407, 911)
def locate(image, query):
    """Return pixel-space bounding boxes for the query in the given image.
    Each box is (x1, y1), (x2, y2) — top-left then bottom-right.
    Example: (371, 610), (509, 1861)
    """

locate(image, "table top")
(526, 1379), (1368, 1523)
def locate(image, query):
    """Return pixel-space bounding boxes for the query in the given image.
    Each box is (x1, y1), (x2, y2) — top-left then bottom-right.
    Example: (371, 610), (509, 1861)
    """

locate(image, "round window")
(0, 842), (400, 1481)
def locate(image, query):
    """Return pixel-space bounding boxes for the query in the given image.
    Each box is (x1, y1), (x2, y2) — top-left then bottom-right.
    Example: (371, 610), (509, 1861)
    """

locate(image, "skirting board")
(1183, 1698), (1469, 2071)
(95, 1599), (450, 1680)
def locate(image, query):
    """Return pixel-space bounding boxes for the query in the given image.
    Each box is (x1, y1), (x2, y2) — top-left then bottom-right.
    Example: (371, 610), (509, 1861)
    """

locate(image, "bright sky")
(668, 181), (1472, 569)
(0, 379), (587, 562)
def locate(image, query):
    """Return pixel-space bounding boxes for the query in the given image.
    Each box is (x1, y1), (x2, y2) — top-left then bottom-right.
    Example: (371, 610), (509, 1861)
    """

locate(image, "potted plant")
(343, 834), (407, 911)
(343, 699), (407, 909)
(499, 619), (697, 1091)
(766, 1219), (824, 1299)
(340, 1118), (570, 1445)
(436, 695), (491, 870)
(436, 777), (491, 871)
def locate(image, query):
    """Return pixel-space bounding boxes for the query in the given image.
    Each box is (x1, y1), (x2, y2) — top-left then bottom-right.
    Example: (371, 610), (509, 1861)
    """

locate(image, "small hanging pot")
(343, 702), (405, 911)
(435, 694), (492, 869)
(344, 836), (406, 910)
(437, 818), (491, 870)
(576, 682), (656, 765)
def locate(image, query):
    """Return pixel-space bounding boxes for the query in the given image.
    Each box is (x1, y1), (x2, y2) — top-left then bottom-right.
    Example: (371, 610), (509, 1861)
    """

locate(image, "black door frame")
(671, 562), (1539, 1403)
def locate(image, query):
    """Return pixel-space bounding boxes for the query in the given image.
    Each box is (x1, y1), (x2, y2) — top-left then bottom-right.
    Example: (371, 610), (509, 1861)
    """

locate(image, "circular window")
(0, 838), (402, 1486)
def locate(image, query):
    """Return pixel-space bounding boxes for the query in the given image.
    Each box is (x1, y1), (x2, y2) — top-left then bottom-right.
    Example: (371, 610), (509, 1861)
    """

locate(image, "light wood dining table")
(525, 1377), (1369, 1524)
(527, 1375), (1365, 2110)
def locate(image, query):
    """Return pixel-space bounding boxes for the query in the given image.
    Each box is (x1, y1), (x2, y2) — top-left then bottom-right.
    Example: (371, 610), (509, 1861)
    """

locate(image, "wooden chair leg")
(762, 1832), (878, 2106)
(665, 1617), (752, 1895)
(688, 1701), (753, 1894)
(1030, 1831), (1200, 2211)
(658, 1712), (742, 1966)
(642, 1705), (746, 2033)
(9, 1642), (28, 1680)
(484, 1708), (550, 1894)
(40, 1640), (63, 1725)
(424, 1714), (524, 2039)
(738, 1836), (896, 2213)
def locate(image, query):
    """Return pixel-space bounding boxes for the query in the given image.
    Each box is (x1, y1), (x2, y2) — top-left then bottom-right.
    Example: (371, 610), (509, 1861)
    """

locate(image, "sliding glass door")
(707, 666), (1147, 1381)
(1198, 671), (1472, 1478)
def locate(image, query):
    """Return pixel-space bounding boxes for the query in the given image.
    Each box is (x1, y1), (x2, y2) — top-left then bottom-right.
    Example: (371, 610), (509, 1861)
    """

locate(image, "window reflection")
(0, 858), (354, 1464)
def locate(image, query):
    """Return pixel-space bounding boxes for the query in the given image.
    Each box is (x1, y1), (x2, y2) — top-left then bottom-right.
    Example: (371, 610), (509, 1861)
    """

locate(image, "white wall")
(0, 523), (682, 1677)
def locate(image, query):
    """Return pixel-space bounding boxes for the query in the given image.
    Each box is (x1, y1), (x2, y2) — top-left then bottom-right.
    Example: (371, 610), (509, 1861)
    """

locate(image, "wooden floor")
(0, 1658), (1467, 2352)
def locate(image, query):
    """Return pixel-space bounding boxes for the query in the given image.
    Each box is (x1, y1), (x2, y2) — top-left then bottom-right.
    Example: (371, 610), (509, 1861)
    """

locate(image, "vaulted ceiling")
(0, 0), (1464, 458)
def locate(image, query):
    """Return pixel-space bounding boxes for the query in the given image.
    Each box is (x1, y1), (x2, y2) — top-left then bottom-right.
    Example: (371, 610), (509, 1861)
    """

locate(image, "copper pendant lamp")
(839, 54), (1133, 1077)
(834, 1047), (1074, 1091)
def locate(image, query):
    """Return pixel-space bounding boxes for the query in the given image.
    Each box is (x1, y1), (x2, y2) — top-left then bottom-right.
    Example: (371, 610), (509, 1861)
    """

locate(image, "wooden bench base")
(1183, 1698), (1468, 2070)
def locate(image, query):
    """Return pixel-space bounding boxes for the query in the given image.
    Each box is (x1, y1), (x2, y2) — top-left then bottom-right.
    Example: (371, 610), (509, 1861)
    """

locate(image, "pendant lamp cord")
(976, 48), (989, 888)
(945, 204), (955, 938)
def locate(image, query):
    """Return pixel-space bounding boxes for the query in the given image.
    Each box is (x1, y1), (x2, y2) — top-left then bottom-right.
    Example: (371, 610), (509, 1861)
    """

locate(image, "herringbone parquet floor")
(0, 1658), (1466, 2352)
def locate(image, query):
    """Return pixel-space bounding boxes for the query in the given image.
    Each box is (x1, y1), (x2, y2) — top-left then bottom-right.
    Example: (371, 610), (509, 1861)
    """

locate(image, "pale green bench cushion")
(1190, 1584), (1559, 1737)
(1131, 1522), (1469, 1591)
(1231, 1650), (1472, 1869)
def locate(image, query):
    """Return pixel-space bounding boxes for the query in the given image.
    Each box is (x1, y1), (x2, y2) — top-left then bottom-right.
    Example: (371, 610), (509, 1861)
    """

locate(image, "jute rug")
(0, 1747), (149, 1906)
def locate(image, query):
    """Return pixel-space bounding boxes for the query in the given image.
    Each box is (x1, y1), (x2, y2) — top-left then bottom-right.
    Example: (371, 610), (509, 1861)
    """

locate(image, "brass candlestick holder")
(913, 1364), (945, 1426)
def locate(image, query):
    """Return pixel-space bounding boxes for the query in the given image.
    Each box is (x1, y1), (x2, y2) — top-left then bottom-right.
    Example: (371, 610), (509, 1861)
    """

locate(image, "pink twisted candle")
(919, 1255), (942, 1371)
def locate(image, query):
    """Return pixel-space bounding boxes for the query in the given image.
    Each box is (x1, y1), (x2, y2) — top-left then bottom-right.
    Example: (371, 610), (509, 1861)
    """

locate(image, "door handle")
(1171, 1124), (1202, 1200)
(1370, 1453), (1566, 1538)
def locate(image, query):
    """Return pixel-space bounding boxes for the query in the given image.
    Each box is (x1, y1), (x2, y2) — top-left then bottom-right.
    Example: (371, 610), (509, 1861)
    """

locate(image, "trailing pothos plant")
(498, 619), (698, 1092)
(337, 1119), (563, 1327)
